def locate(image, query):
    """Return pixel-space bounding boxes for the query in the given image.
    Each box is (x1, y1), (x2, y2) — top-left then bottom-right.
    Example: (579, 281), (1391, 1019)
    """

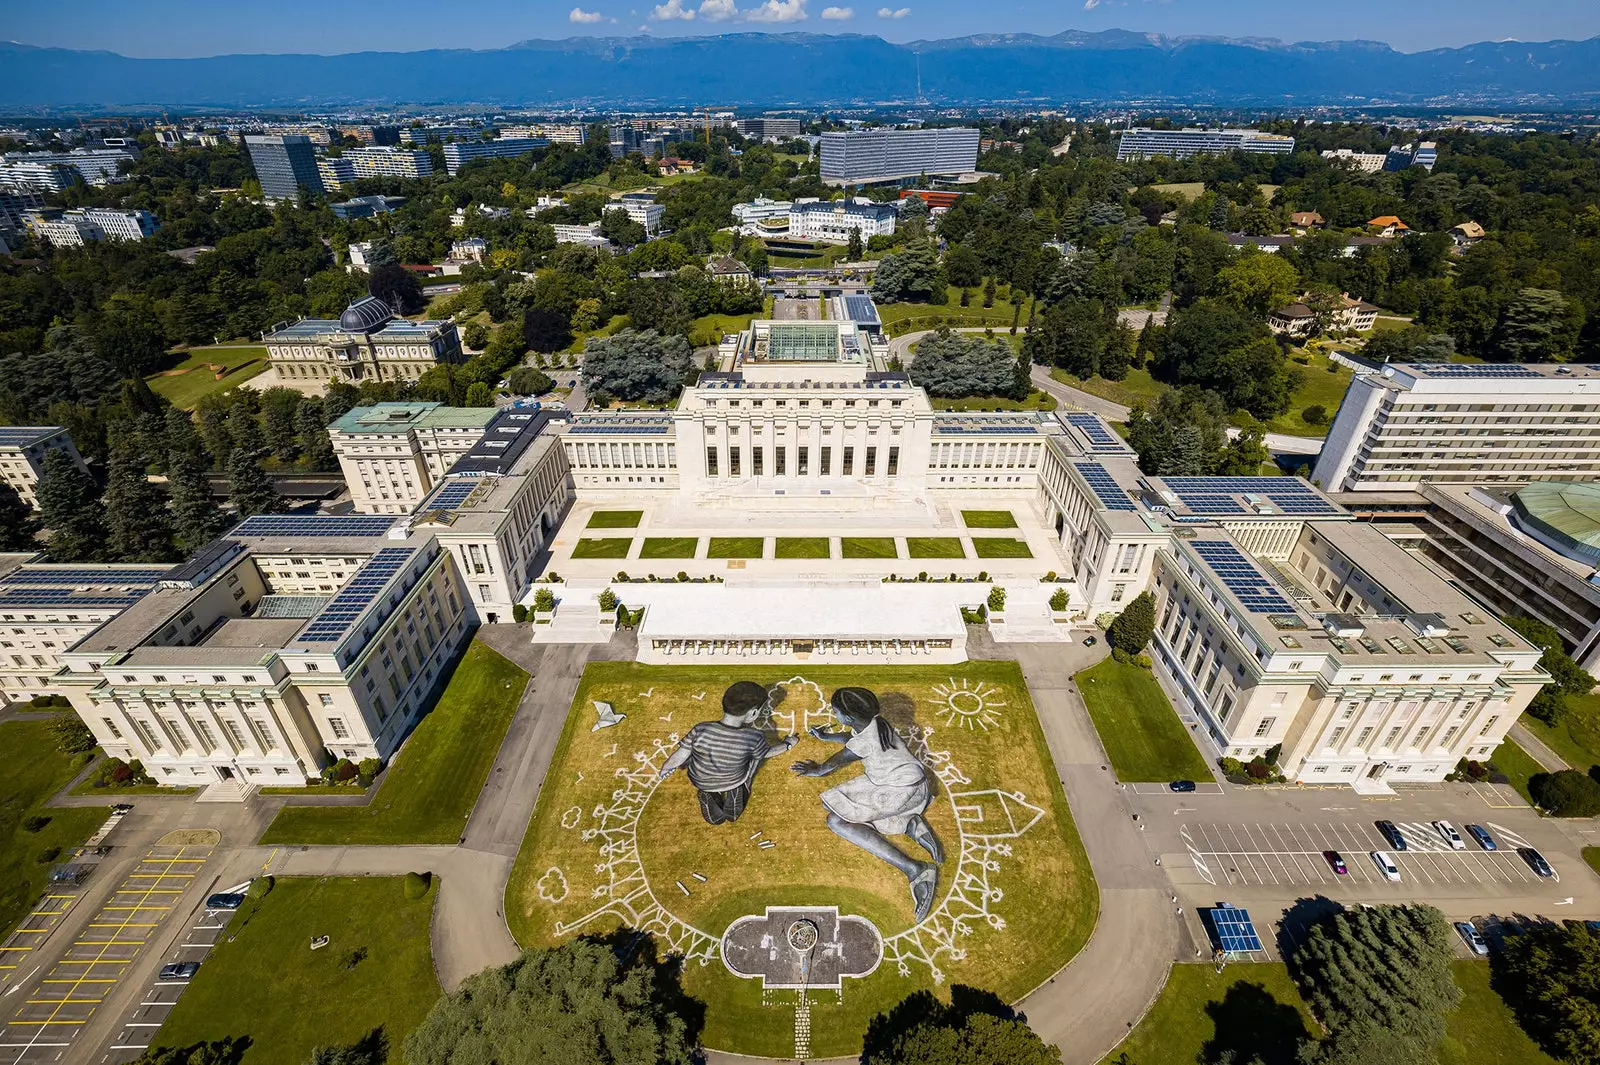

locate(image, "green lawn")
(1522, 693), (1600, 772)
(148, 877), (440, 1065)
(0, 721), (110, 935)
(841, 536), (899, 559)
(906, 537), (967, 559)
(639, 537), (700, 559)
(930, 390), (1057, 412)
(1585, 847), (1600, 878)
(970, 537), (1034, 559)
(586, 510), (643, 529)
(1442, 960), (1558, 1065)
(147, 345), (270, 409)
(689, 312), (759, 347)
(1076, 658), (1212, 782)
(571, 537), (633, 559)
(707, 537), (765, 559)
(1049, 366), (1166, 411)
(961, 510), (1018, 529)
(1489, 737), (1545, 805)
(774, 537), (830, 559)
(1261, 352), (1356, 438)
(261, 642), (527, 845)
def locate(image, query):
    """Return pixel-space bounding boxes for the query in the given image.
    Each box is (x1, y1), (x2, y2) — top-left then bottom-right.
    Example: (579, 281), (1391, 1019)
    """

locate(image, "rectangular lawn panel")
(586, 510), (643, 529)
(0, 721), (109, 934)
(148, 877), (439, 1065)
(640, 537), (700, 559)
(774, 537), (831, 559)
(961, 510), (1018, 529)
(507, 660), (1098, 1059)
(261, 641), (526, 845)
(707, 536), (765, 559)
(971, 537), (1033, 559)
(1076, 658), (1212, 782)
(905, 537), (966, 559)
(840, 536), (898, 559)
(571, 537), (633, 559)
(1488, 738), (1543, 805)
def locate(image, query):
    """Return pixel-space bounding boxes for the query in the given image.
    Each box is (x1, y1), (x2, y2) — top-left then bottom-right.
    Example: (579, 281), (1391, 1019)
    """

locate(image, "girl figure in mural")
(791, 687), (944, 921)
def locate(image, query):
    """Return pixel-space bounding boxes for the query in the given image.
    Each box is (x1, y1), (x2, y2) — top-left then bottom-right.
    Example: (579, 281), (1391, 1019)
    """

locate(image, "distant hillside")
(3, 31), (1599, 109)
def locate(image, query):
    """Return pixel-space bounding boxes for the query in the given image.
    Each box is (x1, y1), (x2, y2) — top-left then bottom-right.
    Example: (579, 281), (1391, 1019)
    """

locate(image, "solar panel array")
(1160, 477), (1339, 516)
(422, 478), (480, 512)
(1408, 363), (1543, 379)
(567, 424), (671, 435)
(1191, 540), (1297, 614)
(1209, 906), (1263, 953)
(1065, 412), (1131, 452)
(1073, 461), (1137, 511)
(0, 587), (147, 608)
(0, 427), (56, 447)
(842, 295), (881, 325)
(297, 547), (416, 644)
(0, 567), (166, 587)
(231, 515), (397, 538)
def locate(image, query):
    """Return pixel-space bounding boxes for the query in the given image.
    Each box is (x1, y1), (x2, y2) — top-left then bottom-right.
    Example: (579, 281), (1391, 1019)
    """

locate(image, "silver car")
(1455, 921), (1488, 956)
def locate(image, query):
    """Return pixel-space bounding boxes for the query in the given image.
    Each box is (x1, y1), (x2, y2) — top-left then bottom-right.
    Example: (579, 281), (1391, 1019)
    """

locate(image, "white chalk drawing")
(561, 806), (584, 830)
(592, 700), (627, 732)
(537, 867), (570, 903)
(638, 687), (656, 697)
(931, 677), (1007, 732)
(552, 676), (1043, 985)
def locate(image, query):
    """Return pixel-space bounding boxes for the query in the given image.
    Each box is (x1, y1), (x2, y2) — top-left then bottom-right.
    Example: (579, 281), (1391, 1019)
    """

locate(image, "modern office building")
(0, 426), (87, 509)
(732, 197), (794, 237)
(500, 124), (586, 145)
(1321, 149), (1388, 173)
(27, 213), (103, 248)
(31, 207), (158, 246)
(0, 148), (137, 185)
(615, 197), (664, 237)
(244, 135), (326, 202)
(1386, 142), (1439, 172)
(262, 296), (465, 386)
(737, 118), (804, 140)
(551, 221), (606, 246)
(788, 198), (898, 244)
(819, 128), (980, 186)
(329, 195), (406, 220)
(317, 156), (357, 189)
(340, 147), (435, 180)
(1115, 128), (1296, 162)
(441, 137), (548, 176)
(0, 190), (45, 237)
(1313, 363), (1600, 493)
(400, 124), (481, 145)
(328, 402), (500, 514)
(0, 161), (80, 194)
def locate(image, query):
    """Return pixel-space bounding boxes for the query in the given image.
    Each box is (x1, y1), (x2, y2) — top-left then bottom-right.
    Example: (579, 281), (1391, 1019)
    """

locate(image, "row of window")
(705, 444), (898, 478)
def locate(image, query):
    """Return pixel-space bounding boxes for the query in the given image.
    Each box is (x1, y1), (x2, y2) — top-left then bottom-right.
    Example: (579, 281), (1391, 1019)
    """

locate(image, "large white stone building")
(328, 402), (500, 514)
(788, 199), (897, 244)
(0, 426), (87, 509)
(820, 127), (980, 185)
(263, 296), (465, 386)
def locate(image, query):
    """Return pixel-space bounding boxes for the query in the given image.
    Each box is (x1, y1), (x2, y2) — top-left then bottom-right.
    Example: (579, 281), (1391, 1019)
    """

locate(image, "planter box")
(1051, 610), (1071, 624)
(533, 609), (554, 625)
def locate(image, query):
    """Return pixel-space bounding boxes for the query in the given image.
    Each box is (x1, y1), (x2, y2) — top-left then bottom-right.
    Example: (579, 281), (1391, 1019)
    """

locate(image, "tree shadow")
(1273, 895), (1345, 964)
(861, 984), (1014, 1061)
(1199, 980), (1311, 1065)
(583, 928), (708, 1048)
(144, 1035), (253, 1064)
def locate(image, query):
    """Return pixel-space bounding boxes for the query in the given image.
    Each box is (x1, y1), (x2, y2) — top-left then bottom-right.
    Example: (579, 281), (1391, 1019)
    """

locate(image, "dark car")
(1518, 847), (1554, 877)
(1083, 635), (1098, 647)
(1169, 780), (1197, 793)
(1465, 824), (1496, 851)
(1324, 850), (1348, 875)
(159, 962), (199, 981)
(111, 803), (134, 815)
(1375, 819), (1408, 851)
(204, 893), (246, 911)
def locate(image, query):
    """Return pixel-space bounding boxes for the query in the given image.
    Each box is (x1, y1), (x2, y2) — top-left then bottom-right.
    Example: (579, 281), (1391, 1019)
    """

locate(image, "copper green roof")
(1511, 481), (1600, 563)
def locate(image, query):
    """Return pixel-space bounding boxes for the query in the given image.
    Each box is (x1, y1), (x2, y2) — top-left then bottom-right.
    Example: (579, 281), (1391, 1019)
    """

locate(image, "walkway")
(1510, 721), (1570, 772)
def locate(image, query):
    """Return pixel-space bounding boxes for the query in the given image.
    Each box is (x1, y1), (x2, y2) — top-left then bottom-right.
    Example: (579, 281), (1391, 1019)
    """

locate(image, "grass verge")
(707, 537), (764, 559)
(148, 877), (440, 1065)
(0, 721), (109, 935)
(961, 510), (1017, 529)
(1521, 693), (1600, 772)
(931, 390), (1057, 412)
(572, 538), (633, 559)
(841, 537), (898, 559)
(1489, 738), (1544, 805)
(147, 346), (270, 409)
(586, 510), (643, 529)
(906, 537), (966, 559)
(970, 537), (1033, 559)
(639, 537), (700, 559)
(261, 642), (526, 845)
(1076, 658), (1212, 782)
(774, 537), (830, 559)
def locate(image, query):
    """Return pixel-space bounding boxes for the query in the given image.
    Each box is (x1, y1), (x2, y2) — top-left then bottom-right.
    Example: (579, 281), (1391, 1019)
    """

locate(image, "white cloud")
(652, 0), (695, 19)
(699, 0), (739, 19)
(569, 6), (607, 22)
(877, 6), (909, 16)
(1082, 0), (1100, 8)
(745, 0), (808, 22)
(821, 5), (853, 17)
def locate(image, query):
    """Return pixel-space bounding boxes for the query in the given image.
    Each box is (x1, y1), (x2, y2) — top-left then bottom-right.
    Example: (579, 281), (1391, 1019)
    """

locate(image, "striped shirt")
(681, 721), (771, 791)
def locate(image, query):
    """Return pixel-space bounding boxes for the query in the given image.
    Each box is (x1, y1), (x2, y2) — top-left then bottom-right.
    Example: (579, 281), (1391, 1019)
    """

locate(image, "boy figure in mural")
(792, 687), (944, 921)
(658, 680), (799, 825)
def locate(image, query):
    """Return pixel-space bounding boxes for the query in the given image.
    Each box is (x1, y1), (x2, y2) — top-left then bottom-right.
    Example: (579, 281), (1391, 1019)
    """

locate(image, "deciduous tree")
(861, 986), (1059, 1065)
(1498, 920), (1600, 1063)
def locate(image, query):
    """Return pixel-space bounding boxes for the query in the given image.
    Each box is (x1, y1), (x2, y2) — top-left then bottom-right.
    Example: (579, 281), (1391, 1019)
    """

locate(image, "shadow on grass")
(1199, 981), (1311, 1065)
(861, 984), (1018, 1061)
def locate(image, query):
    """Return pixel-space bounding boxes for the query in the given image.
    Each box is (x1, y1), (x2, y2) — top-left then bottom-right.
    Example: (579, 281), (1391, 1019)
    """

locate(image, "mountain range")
(3, 30), (1600, 110)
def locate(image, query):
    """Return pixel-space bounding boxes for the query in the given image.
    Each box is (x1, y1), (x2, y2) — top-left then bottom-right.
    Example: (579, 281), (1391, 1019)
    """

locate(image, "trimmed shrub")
(36, 847), (60, 864)
(23, 815), (50, 833)
(1049, 587), (1070, 611)
(512, 603), (528, 623)
(986, 586), (1006, 612)
(247, 875), (274, 898)
(533, 587), (556, 612)
(1530, 769), (1600, 817)
(1108, 592), (1156, 653)
(597, 588), (618, 612)
(403, 871), (433, 900)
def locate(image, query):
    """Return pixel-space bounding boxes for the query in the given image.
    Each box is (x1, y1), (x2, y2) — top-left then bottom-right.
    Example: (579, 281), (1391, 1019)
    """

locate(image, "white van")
(1371, 850), (1401, 881)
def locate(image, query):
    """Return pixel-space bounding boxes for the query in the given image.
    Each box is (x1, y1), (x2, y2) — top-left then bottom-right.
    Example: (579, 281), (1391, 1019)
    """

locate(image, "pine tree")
(164, 407), (207, 463)
(227, 450), (281, 518)
(983, 275), (997, 308)
(0, 481), (39, 552)
(168, 450), (227, 552)
(846, 228), (864, 262)
(197, 406), (233, 466)
(1108, 592), (1156, 653)
(1160, 425), (1207, 475)
(35, 449), (105, 562)
(103, 450), (176, 562)
(264, 402), (299, 461)
(226, 404), (264, 456)
(296, 398), (335, 470)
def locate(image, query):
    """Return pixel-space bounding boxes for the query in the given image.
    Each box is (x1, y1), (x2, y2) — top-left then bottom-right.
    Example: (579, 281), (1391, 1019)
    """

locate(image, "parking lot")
(1183, 819), (1551, 888)
(2, 841), (211, 1065)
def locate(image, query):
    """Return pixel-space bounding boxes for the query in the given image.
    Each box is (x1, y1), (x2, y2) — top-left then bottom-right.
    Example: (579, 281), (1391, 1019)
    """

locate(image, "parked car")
(111, 803), (134, 815)
(1518, 847), (1555, 877)
(204, 893), (246, 911)
(1465, 824), (1496, 850)
(159, 962), (199, 981)
(1432, 820), (1466, 850)
(1083, 636), (1098, 647)
(1375, 820), (1408, 851)
(1169, 780), (1197, 793)
(1455, 922), (1489, 956)
(1324, 850), (1347, 875)
(1371, 850), (1402, 881)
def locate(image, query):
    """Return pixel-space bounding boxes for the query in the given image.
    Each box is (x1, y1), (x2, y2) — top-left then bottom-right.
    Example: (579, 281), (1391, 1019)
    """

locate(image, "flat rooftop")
(0, 426), (65, 449)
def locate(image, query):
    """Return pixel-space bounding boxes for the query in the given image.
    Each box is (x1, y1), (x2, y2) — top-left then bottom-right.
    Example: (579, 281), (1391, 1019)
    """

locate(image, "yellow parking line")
(7, 1019), (86, 1025)
(26, 998), (102, 1005)
(88, 923), (157, 928)
(0, 946), (33, 951)
(41, 979), (114, 984)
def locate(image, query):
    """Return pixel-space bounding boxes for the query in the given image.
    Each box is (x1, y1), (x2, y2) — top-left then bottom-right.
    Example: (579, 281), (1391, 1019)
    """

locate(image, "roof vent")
(1323, 614), (1365, 638)
(1405, 613), (1451, 638)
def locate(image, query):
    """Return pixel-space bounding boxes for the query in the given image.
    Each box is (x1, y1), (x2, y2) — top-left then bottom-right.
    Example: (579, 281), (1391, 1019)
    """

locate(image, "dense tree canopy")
(581, 329), (695, 404)
(1499, 920), (1600, 1063)
(910, 329), (1025, 399)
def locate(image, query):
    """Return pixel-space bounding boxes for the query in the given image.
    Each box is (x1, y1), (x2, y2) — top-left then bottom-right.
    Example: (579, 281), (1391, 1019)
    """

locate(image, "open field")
(1049, 366), (1165, 412)
(931, 390), (1056, 412)
(1522, 694), (1600, 772)
(0, 721), (109, 935)
(149, 877), (440, 1065)
(1076, 658), (1213, 782)
(147, 346), (270, 409)
(506, 661), (1097, 1059)
(261, 642), (526, 845)
(1262, 351), (1355, 437)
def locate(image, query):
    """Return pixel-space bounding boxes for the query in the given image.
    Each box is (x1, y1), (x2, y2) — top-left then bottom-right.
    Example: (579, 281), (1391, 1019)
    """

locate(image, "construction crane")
(701, 107), (734, 148)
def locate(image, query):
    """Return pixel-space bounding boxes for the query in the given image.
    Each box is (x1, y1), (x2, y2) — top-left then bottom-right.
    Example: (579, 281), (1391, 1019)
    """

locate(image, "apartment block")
(1115, 128), (1295, 162)
(328, 402), (499, 514)
(244, 135), (326, 202)
(341, 146), (435, 180)
(441, 137), (549, 176)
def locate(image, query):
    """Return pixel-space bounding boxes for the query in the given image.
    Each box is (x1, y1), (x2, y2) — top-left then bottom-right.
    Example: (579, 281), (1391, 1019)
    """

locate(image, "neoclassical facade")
(264, 296), (464, 386)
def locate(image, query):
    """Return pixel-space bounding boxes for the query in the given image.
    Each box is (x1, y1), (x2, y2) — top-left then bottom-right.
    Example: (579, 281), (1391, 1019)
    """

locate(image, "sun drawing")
(931, 677), (1006, 731)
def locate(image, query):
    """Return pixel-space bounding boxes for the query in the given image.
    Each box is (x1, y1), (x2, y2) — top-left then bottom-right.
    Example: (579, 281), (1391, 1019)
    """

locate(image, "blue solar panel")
(0, 588), (146, 608)
(421, 478), (480, 512)
(0, 567), (166, 587)
(1065, 412), (1131, 452)
(0, 427), (57, 447)
(297, 547), (417, 644)
(1074, 461), (1137, 511)
(843, 295), (880, 325)
(566, 425), (671, 435)
(1409, 363), (1542, 379)
(1208, 905), (1263, 953)
(232, 515), (397, 538)
(1160, 477), (1339, 517)
(1190, 540), (1296, 614)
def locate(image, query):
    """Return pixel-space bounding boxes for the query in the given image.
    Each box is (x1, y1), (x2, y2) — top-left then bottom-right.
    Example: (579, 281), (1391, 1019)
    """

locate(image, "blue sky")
(5, 0), (1599, 58)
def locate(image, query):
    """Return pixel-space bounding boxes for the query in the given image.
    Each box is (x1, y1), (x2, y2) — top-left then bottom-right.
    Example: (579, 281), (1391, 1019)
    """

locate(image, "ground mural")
(507, 661), (1096, 1059)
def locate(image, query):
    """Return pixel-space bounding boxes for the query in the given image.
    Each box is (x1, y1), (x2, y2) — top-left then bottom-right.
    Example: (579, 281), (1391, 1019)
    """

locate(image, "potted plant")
(597, 587), (618, 625)
(986, 585), (1006, 623)
(1049, 586), (1071, 623)
(532, 586), (556, 624)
